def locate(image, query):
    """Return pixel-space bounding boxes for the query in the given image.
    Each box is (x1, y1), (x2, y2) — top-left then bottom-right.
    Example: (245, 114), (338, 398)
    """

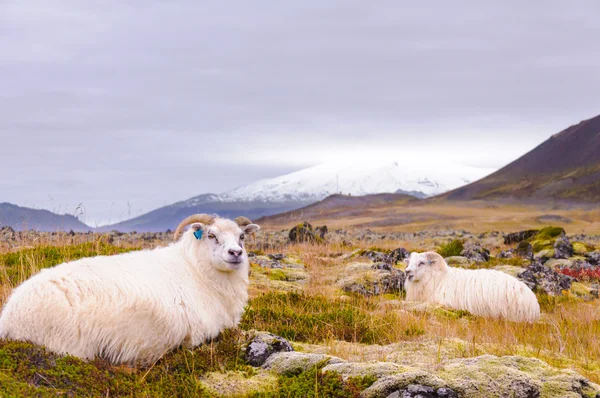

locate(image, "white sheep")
(404, 252), (540, 322)
(0, 214), (260, 365)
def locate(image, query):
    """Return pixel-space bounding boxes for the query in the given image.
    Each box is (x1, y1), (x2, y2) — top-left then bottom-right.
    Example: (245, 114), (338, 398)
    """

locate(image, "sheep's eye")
(240, 234), (246, 241)
(418, 262), (425, 267)
(208, 234), (218, 243)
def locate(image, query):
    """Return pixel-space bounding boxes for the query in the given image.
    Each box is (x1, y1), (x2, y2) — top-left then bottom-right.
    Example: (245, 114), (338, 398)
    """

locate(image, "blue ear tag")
(193, 230), (203, 240)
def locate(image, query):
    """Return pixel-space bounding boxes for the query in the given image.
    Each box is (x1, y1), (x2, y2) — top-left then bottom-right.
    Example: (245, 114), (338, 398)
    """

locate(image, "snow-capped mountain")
(102, 160), (494, 232)
(186, 160), (494, 205)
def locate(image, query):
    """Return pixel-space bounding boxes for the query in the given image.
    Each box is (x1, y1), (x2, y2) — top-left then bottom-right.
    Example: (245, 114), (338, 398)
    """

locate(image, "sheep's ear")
(425, 252), (437, 265)
(244, 224), (260, 234)
(190, 223), (206, 240)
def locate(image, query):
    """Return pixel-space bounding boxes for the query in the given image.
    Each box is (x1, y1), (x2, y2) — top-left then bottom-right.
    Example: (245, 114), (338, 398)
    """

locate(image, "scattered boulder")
(389, 248), (410, 264)
(553, 234), (574, 259)
(390, 384), (459, 398)
(515, 241), (533, 259)
(435, 388), (459, 398)
(362, 250), (390, 263)
(497, 249), (514, 259)
(362, 370), (447, 398)
(504, 230), (539, 245)
(289, 222), (316, 243)
(314, 225), (328, 240)
(587, 251), (600, 266)
(0, 226), (17, 242)
(268, 254), (286, 261)
(244, 332), (293, 367)
(518, 261), (572, 296)
(252, 256), (284, 269)
(338, 263), (405, 296)
(460, 244), (490, 263)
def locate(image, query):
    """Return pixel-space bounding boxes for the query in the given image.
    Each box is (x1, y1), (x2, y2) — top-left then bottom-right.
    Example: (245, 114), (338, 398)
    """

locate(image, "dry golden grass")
(261, 200), (600, 235)
(249, 238), (600, 384)
(1, 223), (599, 388)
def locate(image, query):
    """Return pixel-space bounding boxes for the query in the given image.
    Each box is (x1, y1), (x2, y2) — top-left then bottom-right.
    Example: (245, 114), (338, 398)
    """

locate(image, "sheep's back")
(434, 268), (540, 322)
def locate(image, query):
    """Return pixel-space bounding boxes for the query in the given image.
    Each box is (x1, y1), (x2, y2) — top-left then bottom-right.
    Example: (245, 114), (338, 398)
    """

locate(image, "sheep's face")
(405, 252), (446, 283)
(192, 219), (260, 272)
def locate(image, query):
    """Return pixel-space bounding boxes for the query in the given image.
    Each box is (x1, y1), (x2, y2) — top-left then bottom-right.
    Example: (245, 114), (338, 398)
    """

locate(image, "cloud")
(1, 0), (599, 224)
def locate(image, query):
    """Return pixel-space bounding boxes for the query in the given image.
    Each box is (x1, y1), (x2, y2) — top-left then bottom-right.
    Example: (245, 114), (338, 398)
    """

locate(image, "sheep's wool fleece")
(406, 259), (540, 323)
(0, 225), (249, 365)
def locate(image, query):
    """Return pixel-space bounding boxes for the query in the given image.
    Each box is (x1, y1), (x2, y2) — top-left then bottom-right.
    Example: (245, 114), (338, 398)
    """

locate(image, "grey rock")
(436, 388), (458, 398)
(497, 249), (514, 259)
(460, 244), (490, 263)
(289, 222), (316, 243)
(587, 251), (600, 265)
(508, 379), (540, 398)
(389, 248), (410, 264)
(339, 264), (405, 296)
(516, 241), (534, 259)
(554, 234), (574, 259)
(504, 230), (539, 245)
(0, 226), (16, 242)
(315, 225), (328, 239)
(252, 256), (283, 269)
(402, 384), (436, 398)
(362, 250), (390, 263)
(362, 371), (447, 398)
(268, 253), (286, 261)
(244, 332), (293, 367)
(518, 261), (572, 296)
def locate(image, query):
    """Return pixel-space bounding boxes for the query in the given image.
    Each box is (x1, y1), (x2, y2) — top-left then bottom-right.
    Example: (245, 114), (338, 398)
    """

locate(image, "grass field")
(260, 199), (600, 235)
(1, 214), (600, 396)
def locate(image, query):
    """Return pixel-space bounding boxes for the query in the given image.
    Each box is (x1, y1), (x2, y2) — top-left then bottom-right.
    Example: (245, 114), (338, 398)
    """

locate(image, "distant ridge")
(444, 114), (600, 202)
(256, 193), (417, 225)
(0, 203), (91, 232)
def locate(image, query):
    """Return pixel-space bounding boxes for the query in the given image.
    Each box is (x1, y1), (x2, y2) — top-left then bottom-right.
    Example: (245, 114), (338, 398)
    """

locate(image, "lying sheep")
(405, 252), (540, 322)
(0, 214), (259, 365)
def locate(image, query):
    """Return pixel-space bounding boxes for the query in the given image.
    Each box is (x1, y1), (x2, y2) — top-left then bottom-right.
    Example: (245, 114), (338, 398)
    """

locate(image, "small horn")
(173, 214), (216, 241)
(234, 216), (253, 227)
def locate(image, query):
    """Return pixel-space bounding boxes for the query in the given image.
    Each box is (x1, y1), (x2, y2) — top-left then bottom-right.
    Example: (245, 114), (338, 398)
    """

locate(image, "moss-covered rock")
(321, 361), (410, 380)
(262, 352), (344, 376)
(338, 263), (405, 296)
(438, 355), (600, 398)
(199, 370), (278, 397)
(534, 227), (566, 241)
(573, 242), (593, 256)
(361, 370), (447, 398)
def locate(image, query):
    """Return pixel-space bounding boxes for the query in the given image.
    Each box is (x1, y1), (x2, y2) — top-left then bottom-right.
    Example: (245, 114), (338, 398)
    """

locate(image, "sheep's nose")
(228, 248), (242, 257)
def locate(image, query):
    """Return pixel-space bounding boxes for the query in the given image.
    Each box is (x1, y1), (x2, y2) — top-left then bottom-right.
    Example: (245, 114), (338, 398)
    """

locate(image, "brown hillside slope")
(445, 114), (600, 202)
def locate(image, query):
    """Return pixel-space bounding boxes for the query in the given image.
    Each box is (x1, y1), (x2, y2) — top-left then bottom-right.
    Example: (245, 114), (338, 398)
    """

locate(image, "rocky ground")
(1, 223), (600, 397)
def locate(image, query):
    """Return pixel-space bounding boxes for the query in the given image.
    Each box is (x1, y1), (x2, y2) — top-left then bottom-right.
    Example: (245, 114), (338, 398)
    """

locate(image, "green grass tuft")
(241, 292), (408, 345)
(437, 240), (464, 258)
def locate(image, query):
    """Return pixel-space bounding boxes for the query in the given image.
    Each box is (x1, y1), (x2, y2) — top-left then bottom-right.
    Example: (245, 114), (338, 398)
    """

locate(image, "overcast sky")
(1, 0), (599, 226)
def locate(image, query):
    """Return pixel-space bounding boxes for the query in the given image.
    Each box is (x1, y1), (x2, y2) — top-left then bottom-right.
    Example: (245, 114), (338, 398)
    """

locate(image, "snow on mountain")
(185, 160), (495, 205)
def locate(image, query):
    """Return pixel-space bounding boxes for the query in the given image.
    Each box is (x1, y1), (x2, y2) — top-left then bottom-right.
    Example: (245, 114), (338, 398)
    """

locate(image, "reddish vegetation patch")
(559, 267), (600, 281)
